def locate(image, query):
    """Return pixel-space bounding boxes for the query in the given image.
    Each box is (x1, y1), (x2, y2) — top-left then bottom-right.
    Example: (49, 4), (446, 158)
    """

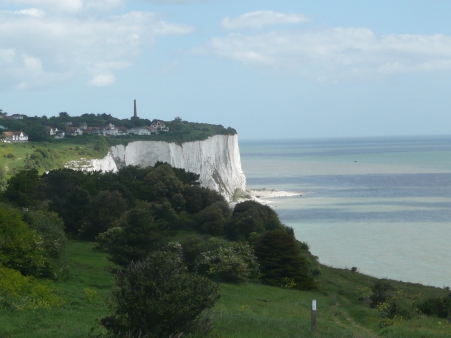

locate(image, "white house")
(128, 127), (151, 135)
(2, 131), (28, 142)
(46, 127), (58, 135)
(66, 126), (83, 136)
(104, 123), (119, 136)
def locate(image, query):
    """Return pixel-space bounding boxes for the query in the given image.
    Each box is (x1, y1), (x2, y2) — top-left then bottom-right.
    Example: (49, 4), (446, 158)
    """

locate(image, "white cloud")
(15, 8), (46, 18)
(0, 8), (193, 89)
(221, 11), (309, 30)
(4, 0), (123, 13)
(202, 26), (451, 79)
(89, 72), (116, 86)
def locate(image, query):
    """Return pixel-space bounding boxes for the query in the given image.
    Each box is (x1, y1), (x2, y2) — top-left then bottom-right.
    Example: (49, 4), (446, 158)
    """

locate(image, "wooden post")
(311, 299), (317, 333)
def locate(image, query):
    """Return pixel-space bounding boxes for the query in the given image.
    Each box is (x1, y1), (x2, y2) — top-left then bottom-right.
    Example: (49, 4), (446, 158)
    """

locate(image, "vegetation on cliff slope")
(0, 164), (450, 337)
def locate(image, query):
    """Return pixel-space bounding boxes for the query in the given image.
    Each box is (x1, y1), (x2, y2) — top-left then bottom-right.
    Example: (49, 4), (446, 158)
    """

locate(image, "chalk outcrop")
(66, 135), (246, 201)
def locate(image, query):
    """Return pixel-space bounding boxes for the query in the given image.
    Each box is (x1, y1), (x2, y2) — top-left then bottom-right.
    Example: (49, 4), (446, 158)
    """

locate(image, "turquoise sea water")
(240, 136), (451, 287)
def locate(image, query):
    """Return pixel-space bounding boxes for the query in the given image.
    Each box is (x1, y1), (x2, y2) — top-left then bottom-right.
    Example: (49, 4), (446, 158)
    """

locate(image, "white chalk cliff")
(67, 135), (246, 201)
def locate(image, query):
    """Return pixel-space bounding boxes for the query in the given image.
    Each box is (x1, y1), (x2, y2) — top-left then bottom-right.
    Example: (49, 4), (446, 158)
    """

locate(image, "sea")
(239, 136), (451, 288)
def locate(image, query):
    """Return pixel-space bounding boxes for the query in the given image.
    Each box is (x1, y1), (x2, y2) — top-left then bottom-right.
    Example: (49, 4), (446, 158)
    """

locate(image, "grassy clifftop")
(0, 119), (237, 185)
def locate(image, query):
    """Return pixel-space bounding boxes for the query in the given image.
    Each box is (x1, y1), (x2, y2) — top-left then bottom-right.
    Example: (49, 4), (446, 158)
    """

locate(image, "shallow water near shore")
(240, 136), (451, 287)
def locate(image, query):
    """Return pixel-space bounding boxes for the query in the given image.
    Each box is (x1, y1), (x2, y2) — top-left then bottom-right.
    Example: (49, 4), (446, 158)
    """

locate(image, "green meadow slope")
(0, 240), (449, 338)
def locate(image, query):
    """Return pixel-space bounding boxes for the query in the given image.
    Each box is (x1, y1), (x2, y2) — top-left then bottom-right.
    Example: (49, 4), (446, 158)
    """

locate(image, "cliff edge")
(75, 134), (246, 201)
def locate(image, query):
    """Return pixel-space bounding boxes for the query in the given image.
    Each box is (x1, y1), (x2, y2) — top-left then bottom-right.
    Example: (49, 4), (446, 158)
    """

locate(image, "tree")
(79, 190), (127, 240)
(3, 169), (40, 207)
(22, 210), (68, 279)
(224, 200), (284, 240)
(0, 204), (48, 277)
(96, 207), (171, 266)
(144, 164), (183, 202)
(197, 201), (230, 235)
(101, 248), (220, 338)
(194, 237), (259, 283)
(50, 186), (92, 235)
(183, 185), (225, 214)
(254, 230), (317, 290)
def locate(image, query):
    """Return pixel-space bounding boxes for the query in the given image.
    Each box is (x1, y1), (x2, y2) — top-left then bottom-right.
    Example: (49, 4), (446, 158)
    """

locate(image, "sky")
(1, 0), (451, 140)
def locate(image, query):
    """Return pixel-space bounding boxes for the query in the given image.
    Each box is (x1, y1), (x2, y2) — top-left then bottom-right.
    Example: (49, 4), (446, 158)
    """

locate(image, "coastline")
(230, 189), (304, 208)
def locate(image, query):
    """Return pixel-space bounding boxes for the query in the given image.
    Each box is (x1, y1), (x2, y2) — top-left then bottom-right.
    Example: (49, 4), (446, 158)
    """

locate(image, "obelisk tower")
(134, 99), (137, 117)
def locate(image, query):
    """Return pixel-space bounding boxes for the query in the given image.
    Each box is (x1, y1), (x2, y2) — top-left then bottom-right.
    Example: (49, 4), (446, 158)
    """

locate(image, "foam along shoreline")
(250, 189), (302, 199)
(230, 189), (303, 208)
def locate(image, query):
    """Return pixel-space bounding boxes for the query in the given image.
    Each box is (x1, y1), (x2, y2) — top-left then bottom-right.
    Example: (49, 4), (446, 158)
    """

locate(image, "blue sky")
(1, 0), (451, 140)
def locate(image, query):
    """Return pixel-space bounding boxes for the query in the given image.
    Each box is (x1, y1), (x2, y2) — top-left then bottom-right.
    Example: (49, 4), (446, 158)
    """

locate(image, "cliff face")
(71, 135), (246, 201)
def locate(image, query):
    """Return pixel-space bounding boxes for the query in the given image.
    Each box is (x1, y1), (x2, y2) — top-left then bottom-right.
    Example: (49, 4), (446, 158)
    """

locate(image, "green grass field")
(0, 137), (107, 179)
(1, 240), (449, 338)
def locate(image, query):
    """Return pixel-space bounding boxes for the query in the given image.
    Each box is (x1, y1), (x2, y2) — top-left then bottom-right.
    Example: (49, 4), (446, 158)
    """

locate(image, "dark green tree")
(144, 164), (183, 202)
(3, 169), (40, 207)
(183, 185), (225, 214)
(79, 190), (128, 240)
(197, 201), (230, 235)
(96, 207), (171, 266)
(101, 248), (220, 337)
(254, 230), (317, 290)
(224, 201), (284, 241)
(51, 186), (92, 235)
(22, 210), (67, 279)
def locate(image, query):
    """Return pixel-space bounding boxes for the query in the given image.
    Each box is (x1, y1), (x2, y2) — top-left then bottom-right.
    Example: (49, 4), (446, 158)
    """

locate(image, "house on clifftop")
(2, 131), (28, 142)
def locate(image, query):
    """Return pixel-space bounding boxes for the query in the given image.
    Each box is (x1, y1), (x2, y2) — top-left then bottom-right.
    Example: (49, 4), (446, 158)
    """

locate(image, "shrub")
(180, 234), (218, 271)
(197, 201), (230, 235)
(194, 238), (259, 283)
(79, 190), (128, 240)
(3, 169), (40, 207)
(418, 294), (451, 318)
(96, 207), (171, 266)
(377, 297), (414, 320)
(370, 279), (391, 308)
(0, 205), (49, 277)
(101, 248), (220, 338)
(224, 201), (285, 240)
(50, 186), (92, 235)
(183, 186), (226, 214)
(0, 264), (64, 310)
(22, 210), (68, 279)
(254, 230), (317, 290)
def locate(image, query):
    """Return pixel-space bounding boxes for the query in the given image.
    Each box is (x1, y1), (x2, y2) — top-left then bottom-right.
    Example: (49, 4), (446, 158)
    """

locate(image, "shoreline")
(230, 188), (304, 207)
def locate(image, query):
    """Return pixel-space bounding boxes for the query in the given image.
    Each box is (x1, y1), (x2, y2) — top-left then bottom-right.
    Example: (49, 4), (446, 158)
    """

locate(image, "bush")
(376, 297), (414, 320)
(101, 248), (220, 338)
(79, 190), (128, 240)
(254, 230), (317, 290)
(3, 169), (40, 207)
(418, 294), (451, 318)
(197, 201), (230, 235)
(370, 279), (391, 308)
(96, 207), (171, 266)
(183, 186), (226, 214)
(194, 237), (259, 283)
(0, 204), (49, 277)
(22, 210), (68, 279)
(224, 201), (284, 241)
(0, 264), (64, 310)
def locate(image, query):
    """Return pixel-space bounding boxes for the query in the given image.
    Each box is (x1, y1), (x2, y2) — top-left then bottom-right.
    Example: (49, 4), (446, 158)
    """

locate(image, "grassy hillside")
(0, 240), (449, 338)
(0, 136), (109, 180)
